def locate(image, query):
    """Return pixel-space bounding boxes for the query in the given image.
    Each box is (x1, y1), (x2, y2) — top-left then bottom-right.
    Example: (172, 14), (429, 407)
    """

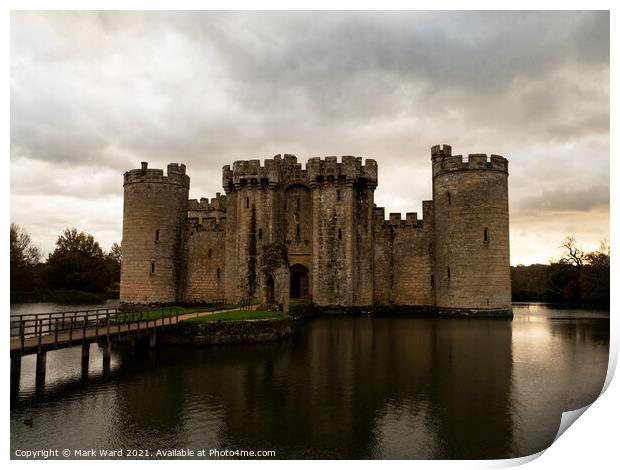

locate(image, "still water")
(10, 303), (609, 459)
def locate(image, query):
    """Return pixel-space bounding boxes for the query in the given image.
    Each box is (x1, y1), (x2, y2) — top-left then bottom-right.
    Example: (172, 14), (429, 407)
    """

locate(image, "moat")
(10, 303), (609, 459)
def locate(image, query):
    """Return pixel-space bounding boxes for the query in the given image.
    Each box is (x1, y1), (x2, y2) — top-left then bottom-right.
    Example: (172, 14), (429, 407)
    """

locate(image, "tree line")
(511, 236), (610, 305)
(10, 223), (121, 302)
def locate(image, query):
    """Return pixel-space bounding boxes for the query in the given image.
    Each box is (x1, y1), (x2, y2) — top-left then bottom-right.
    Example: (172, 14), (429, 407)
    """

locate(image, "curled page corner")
(601, 336), (618, 395)
(491, 406), (595, 468)
(553, 405), (591, 443)
(487, 450), (545, 468)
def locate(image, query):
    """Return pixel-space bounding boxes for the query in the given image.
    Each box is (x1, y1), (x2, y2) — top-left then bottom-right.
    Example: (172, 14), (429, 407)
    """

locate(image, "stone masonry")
(120, 145), (512, 316)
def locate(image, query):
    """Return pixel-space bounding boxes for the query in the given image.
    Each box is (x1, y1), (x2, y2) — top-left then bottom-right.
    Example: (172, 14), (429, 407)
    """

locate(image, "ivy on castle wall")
(260, 241), (288, 277)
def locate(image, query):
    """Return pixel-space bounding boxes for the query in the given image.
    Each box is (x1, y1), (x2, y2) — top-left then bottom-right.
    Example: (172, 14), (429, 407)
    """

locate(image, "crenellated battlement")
(373, 206), (425, 229)
(431, 144), (452, 158)
(188, 192), (227, 212)
(222, 153), (305, 190)
(431, 145), (508, 177)
(222, 154), (377, 191)
(124, 161), (190, 188)
(306, 155), (377, 187)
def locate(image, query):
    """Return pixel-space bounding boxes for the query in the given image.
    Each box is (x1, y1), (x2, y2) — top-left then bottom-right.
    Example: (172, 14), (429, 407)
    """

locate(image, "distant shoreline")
(10, 289), (119, 305)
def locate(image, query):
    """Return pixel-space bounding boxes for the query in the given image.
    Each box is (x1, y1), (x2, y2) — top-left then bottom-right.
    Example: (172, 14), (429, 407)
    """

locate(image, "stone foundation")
(160, 317), (294, 345)
(435, 307), (513, 318)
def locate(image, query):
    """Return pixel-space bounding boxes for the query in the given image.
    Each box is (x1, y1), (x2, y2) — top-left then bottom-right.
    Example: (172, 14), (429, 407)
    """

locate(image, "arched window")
(484, 227), (489, 242)
(296, 224), (300, 238)
(447, 192), (452, 205)
(150, 261), (155, 274)
(338, 228), (342, 240)
(216, 268), (220, 280)
(447, 266), (451, 280)
(155, 229), (160, 242)
(208, 248), (212, 258)
(246, 197), (250, 209)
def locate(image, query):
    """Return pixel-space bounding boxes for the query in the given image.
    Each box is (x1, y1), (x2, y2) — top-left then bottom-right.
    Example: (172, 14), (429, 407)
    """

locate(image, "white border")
(2, 2), (616, 469)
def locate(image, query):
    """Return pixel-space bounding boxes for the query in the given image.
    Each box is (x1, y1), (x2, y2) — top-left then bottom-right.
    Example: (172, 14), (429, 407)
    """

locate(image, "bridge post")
(102, 341), (111, 377)
(10, 353), (21, 387)
(102, 339), (111, 359)
(81, 341), (90, 369)
(35, 351), (47, 381)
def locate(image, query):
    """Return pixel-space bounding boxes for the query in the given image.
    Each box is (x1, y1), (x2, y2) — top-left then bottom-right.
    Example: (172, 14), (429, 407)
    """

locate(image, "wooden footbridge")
(10, 303), (253, 390)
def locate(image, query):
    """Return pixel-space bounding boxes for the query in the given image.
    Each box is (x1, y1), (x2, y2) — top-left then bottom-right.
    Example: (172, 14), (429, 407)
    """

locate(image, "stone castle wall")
(431, 145), (511, 314)
(183, 225), (226, 303)
(308, 157), (376, 307)
(120, 163), (189, 304)
(372, 202), (434, 307)
(120, 145), (511, 316)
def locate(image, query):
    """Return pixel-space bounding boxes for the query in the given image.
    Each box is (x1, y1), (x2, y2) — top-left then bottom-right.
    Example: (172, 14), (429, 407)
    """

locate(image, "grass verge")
(181, 310), (283, 323)
(115, 304), (237, 322)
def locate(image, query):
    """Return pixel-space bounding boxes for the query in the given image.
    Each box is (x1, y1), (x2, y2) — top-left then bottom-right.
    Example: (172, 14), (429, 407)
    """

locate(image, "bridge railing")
(9, 306), (182, 352)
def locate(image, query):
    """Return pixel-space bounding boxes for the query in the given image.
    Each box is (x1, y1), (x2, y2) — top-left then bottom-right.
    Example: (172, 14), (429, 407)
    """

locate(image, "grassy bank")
(181, 310), (283, 323)
(169, 310), (292, 345)
(115, 304), (238, 322)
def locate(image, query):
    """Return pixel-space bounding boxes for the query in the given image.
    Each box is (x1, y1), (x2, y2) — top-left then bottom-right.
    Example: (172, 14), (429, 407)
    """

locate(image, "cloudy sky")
(10, 11), (609, 265)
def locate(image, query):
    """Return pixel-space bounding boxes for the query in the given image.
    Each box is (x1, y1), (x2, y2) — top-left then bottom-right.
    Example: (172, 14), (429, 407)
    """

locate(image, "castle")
(120, 145), (512, 316)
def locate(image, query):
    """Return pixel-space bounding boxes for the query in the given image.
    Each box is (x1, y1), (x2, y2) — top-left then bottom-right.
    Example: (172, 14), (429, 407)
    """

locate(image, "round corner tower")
(431, 144), (511, 317)
(120, 162), (190, 305)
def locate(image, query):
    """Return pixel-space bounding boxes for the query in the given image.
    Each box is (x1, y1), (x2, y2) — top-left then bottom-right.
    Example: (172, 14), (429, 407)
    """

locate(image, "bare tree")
(559, 235), (586, 268)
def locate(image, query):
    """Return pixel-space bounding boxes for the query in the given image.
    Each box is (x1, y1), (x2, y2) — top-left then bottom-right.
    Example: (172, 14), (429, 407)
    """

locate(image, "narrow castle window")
(337, 190), (341, 202)
(208, 248), (212, 258)
(216, 268), (220, 280)
(296, 224), (300, 238)
(430, 275), (434, 287)
(447, 192), (452, 205)
(155, 229), (160, 242)
(258, 228), (263, 239)
(484, 227), (489, 242)
(447, 266), (451, 280)
(296, 197), (300, 209)
(246, 197), (250, 209)
(150, 262), (155, 274)
(338, 228), (342, 240)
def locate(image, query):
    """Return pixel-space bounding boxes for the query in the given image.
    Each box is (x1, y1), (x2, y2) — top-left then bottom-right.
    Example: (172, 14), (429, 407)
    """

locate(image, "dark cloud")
(10, 11), (609, 263)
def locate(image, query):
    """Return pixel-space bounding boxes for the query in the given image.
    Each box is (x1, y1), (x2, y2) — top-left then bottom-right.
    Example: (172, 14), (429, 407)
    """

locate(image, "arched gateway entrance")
(290, 264), (310, 299)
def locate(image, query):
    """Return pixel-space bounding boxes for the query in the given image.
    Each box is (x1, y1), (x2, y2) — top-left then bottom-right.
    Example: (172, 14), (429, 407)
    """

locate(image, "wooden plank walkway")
(10, 306), (251, 355)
